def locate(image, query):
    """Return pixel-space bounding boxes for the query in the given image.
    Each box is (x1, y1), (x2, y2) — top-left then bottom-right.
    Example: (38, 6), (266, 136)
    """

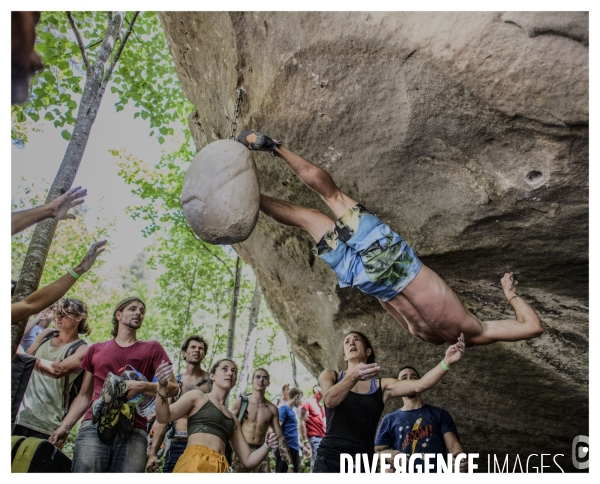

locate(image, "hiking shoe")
(236, 129), (282, 157)
(91, 372), (127, 424)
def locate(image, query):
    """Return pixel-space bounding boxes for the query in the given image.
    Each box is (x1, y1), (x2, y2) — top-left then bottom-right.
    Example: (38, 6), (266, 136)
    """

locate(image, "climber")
(236, 130), (544, 346)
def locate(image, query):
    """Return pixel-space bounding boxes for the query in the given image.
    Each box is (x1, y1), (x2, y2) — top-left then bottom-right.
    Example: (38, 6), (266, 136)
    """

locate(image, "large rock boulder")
(181, 139), (260, 245)
(161, 12), (588, 470)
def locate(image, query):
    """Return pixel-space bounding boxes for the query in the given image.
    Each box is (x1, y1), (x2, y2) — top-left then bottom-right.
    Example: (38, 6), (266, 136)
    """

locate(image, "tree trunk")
(11, 12), (130, 356)
(286, 336), (299, 389)
(236, 278), (261, 397)
(226, 256), (242, 359)
(177, 256), (200, 372)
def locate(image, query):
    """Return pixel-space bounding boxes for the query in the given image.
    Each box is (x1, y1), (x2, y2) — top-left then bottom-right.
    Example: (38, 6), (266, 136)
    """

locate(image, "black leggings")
(314, 453), (371, 473)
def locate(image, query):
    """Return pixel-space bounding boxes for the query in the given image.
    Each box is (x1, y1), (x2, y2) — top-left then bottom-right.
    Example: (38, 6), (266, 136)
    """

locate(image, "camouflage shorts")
(230, 444), (271, 473)
(314, 204), (421, 301)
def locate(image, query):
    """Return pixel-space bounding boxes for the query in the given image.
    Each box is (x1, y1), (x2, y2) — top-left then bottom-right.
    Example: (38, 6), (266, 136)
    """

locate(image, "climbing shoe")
(91, 372), (128, 424)
(236, 129), (282, 157)
(116, 402), (136, 440)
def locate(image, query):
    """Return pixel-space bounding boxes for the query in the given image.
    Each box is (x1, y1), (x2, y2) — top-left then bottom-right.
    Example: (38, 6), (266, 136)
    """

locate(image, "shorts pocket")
(360, 237), (404, 282)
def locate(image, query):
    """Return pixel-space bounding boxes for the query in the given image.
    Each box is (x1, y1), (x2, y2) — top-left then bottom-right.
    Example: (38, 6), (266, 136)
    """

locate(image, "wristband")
(440, 359), (451, 371)
(263, 442), (269, 449)
(508, 294), (520, 303)
(68, 268), (81, 280)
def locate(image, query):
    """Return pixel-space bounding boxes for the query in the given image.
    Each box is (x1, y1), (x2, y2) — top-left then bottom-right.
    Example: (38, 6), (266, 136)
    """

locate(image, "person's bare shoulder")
(266, 400), (279, 416)
(319, 369), (337, 383)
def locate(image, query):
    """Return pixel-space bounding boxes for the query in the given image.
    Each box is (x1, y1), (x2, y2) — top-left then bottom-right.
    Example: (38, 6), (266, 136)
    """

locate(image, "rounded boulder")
(181, 139), (260, 245)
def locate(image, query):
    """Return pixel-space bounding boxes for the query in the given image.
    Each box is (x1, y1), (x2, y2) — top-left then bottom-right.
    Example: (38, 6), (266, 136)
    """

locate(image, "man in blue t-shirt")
(375, 366), (467, 473)
(276, 387), (303, 472)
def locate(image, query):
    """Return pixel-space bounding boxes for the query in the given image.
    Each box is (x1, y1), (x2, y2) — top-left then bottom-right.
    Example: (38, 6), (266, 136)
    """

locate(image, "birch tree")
(11, 12), (136, 354)
(11, 11), (189, 355)
(226, 256), (243, 359)
(236, 279), (262, 397)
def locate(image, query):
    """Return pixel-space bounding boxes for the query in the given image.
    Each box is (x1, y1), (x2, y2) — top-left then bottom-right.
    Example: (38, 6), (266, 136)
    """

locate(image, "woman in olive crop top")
(314, 330), (466, 473)
(155, 358), (278, 473)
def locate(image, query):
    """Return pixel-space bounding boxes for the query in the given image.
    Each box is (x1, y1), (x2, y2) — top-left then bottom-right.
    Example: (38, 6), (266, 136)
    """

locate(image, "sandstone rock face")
(181, 139), (259, 245)
(161, 12), (588, 470)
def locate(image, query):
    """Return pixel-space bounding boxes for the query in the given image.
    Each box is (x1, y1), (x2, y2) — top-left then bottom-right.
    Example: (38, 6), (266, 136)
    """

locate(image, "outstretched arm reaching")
(12, 186), (87, 235)
(470, 273), (544, 345)
(11, 240), (106, 324)
(382, 334), (465, 404)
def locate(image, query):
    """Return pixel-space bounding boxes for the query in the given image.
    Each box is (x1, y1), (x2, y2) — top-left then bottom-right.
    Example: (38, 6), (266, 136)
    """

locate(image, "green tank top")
(187, 397), (235, 444)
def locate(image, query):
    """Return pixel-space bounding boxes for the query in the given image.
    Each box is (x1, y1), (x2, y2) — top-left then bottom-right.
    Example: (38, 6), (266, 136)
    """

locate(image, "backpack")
(237, 394), (249, 422)
(224, 395), (250, 465)
(33, 330), (87, 417)
(11, 354), (36, 425)
(11, 436), (72, 473)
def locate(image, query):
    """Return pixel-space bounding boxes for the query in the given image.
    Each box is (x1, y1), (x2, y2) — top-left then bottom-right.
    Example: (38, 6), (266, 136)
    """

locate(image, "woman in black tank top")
(155, 358), (279, 473)
(315, 331), (466, 473)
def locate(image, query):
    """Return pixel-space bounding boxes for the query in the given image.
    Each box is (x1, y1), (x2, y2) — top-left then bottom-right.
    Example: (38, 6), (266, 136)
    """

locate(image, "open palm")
(52, 186), (87, 220)
(78, 240), (107, 273)
(444, 333), (465, 366)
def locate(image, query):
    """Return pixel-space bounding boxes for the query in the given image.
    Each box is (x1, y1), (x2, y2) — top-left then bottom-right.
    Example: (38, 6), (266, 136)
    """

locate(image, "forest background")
(10, 11), (315, 455)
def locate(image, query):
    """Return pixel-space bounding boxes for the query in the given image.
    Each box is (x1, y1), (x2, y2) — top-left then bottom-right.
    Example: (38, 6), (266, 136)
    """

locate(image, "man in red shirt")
(299, 384), (326, 472)
(49, 297), (177, 472)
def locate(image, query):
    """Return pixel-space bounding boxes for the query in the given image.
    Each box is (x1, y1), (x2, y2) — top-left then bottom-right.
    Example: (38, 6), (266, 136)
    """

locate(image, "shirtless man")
(146, 335), (210, 473)
(237, 130), (544, 346)
(230, 368), (293, 473)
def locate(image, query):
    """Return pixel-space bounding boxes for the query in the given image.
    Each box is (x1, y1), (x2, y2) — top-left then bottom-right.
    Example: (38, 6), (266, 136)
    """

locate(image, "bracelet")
(440, 359), (451, 371)
(68, 268), (81, 280)
(156, 389), (169, 404)
(508, 294), (520, 303)
(263, 442), (269, 449)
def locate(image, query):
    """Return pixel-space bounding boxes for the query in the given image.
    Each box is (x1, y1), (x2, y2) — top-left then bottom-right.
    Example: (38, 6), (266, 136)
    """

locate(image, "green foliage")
(61, 421), (79, 459)
(11, 11), (194, 147)
(11, 185), (122, 343)
(111, 12), (194, 134)
(12, 12), (99, 132)
(115, 144), (296, 385)
(11, 9), (307, 396)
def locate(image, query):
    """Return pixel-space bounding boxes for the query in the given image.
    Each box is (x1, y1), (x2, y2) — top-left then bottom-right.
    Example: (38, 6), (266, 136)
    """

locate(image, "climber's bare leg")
(260, 194), (334, 242)
(272, 145), (357, 218)
(240, 130), (356, 216)
(388, 268), (544, 345)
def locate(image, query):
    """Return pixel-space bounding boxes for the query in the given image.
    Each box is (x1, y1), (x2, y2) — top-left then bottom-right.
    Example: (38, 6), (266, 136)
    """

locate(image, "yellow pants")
(173, 444), (230, 473)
